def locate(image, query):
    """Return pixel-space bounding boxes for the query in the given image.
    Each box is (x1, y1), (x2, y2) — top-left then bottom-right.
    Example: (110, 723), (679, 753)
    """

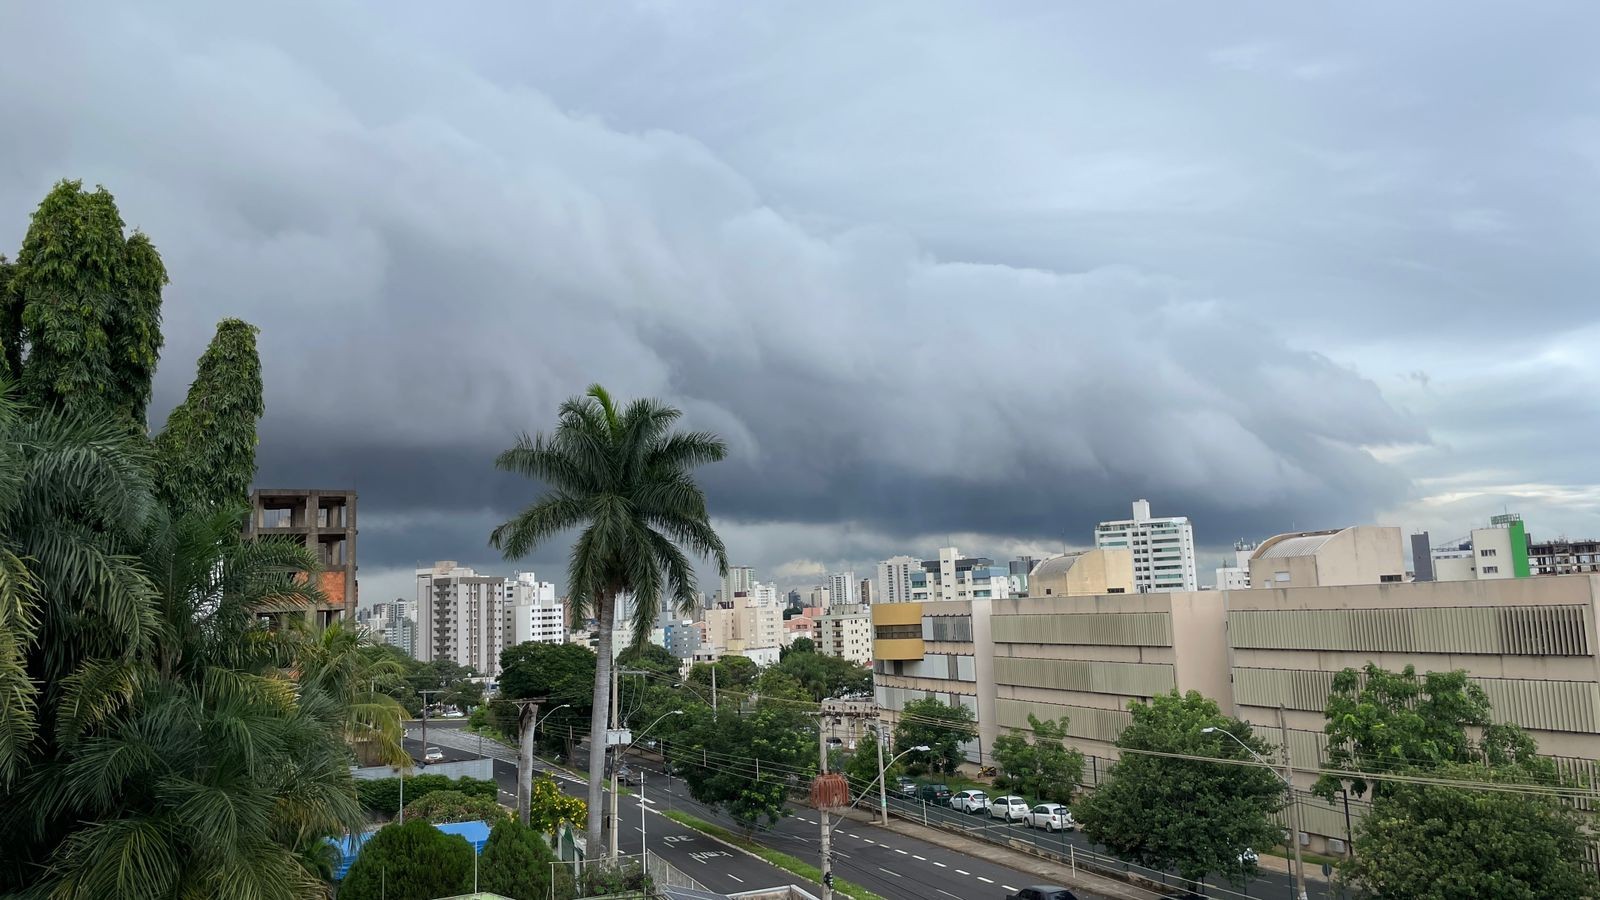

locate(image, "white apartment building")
(1214, 541), (1255, 590)
(1095, 499), (1199, 593)
(751, 581), (780, 608)
(913, 547), (1013, 602)
(721, 566), (756, 603)
(876, 555), (920, 604)
(816, 604), (872, 665)
(415, 561), (508, 675)
(505, 572), (565, 646)
(826, 571), (859, 607)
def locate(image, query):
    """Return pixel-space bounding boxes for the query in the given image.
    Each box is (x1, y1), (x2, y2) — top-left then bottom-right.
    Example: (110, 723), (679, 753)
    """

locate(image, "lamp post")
(851, 732), (930, 825)
(534, 703), (571, 741)
(611, 710), (685, 859)
(1202, 725), (1308, 900)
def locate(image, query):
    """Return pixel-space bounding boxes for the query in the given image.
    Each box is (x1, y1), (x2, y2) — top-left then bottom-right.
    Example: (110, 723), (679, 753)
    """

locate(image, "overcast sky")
(4, 2), (1598, 603)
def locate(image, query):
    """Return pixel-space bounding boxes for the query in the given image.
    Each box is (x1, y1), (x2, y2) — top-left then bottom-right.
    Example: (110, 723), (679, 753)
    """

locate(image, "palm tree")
(492, 384), (728, 861)
(293, 620), (411, 767)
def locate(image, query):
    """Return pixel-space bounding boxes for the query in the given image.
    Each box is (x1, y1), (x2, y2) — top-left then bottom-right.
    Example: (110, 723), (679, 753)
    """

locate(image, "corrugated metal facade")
(993, 656), (1175, 697)
(1228, 605), (1590, 656)
(1235, 666), (1600, 734)
(922, 615), (974, 642)
(992, 612), (1173, 646)
(995, 697), (1131, 743)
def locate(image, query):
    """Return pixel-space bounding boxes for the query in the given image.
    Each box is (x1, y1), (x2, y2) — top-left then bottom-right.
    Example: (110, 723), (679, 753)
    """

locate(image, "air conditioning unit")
(1327, 839), (1346, 854)
(1298, 831), (1311, 847)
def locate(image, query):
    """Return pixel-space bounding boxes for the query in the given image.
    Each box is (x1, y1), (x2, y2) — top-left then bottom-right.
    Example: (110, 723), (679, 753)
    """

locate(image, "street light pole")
(1202, 723), (1308, 900)
(874, 721), (889, 825)
(611, 709), (685, 860)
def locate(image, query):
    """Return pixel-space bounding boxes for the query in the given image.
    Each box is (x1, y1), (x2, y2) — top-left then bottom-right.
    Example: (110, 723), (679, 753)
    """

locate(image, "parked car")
(423, 747), (445, 763)
(915, 783), (952, 803)
(1006, 886), (1078, 900)
(1239, 848), (1258, 866)
(988, 795), (1030, 822)
(896, 776), (916, 796)
(1024, 803), (1074, 832)
(950, 789), (989, 813)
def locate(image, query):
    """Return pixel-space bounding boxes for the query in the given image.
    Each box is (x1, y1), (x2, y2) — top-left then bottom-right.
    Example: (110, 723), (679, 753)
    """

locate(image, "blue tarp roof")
(328, 820), (493, 880)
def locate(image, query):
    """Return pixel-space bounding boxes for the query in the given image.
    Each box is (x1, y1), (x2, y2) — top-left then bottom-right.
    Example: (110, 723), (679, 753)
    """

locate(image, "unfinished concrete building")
(246, 488), (358, 627)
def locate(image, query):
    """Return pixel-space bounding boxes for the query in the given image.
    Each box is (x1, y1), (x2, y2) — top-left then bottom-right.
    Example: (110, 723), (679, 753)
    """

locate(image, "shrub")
(339, 818), (473, 900)
(357, 774), (498, 818)
(403, 789), (510, 825)
(479, 819), (567, 900)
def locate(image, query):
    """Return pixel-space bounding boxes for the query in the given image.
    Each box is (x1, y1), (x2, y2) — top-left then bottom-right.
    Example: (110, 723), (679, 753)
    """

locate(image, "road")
(409, 724), (1118, 900)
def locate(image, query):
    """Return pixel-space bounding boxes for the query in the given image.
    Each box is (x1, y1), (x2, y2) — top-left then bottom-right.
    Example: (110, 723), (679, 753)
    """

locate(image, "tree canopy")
(479, 819), (568, 900)
(1318, 664), (1598, 898)
(1075, 691), (1283, 889)
(152, 317), (263, 517)
(991, 714), (1085, 803)
(338, 818), (474, 900)
(403, 789), (510, 825)
(893, 697), (975, 774)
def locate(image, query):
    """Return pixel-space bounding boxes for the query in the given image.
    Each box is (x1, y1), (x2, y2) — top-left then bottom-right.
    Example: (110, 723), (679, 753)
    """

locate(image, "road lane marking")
(936, 891), (963, 900)
(1003, 886), (1018, 892)
(877, 867), (902, 878)
(932, 861), (947, 867)
(977, 876), (994, 884)
(955, 869), (969, 875)
(913, 854), (926, 860)
(893, 848), (907, 855)
(727, 875), (743, 884)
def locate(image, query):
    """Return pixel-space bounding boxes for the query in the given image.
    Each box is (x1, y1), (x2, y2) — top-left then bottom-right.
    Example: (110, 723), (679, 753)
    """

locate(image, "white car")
(950, 789), (989, 813)
(423, 747), (445, 763)
(988, 795), (1030, 822)
(1239, 848), (1258, 866)
(1024, 803), (1075, 832)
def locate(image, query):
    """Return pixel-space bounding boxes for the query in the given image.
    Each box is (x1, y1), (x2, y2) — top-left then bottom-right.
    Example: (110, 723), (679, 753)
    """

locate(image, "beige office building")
(1026, 548), (1135, 598)
(874, 573), (1600, 853)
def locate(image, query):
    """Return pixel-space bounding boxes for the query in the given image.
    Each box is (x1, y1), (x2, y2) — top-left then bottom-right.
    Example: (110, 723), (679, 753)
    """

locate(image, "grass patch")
(663, 810), (885, 900)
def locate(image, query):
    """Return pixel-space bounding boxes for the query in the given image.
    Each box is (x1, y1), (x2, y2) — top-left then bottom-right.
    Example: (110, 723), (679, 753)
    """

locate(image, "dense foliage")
(479, 819), (570, 900)
(0, 181), (401, 898)
(7, 180), (167, 423)
(403, 789), (510, 824)
(337, 818), (474, 900)
(152, 317), (264, 516)
(1319, 664), (1599, 897)
(1075, 691), (1284, 889)
(356, 775), (499, 818)
(497, 640), (597, 754)
(676, 699), (816, 832)
(491, 384), (728, 859)
(893, 697), (975, 774)
(991, 714), (1085, 803)
(526, 775), (588, 836)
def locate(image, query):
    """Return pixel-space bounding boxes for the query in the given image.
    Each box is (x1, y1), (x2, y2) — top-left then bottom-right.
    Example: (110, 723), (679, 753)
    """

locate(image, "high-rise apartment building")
(504, 572), (564, 646)
(721, 566), (756, 604)
(416, 561), (508, 675)
(385, 600), (416, 657)
(913, 547), (1012, 602)
(1094, 499), (1198, 593)
(751, 581), (779, 608)
(876, 555), (920, 604)
(826, 571), (859, 607)
(246, 489), (358, 626)
(859, 577), (873, 605)
(816, 604), (872, 665)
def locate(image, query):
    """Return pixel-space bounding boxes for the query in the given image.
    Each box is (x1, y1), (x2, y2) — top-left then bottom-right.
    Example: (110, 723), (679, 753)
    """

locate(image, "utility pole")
(711, 664), (718, 714)
(874, 719), (889, 825)
(1278, 706), (1309, 900)
(506, 698), (546, 827)
(818, 721), (833, 900)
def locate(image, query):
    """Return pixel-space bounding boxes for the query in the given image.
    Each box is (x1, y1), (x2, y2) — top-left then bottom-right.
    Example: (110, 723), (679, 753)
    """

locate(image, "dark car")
(1007, 887), (1078, 900)
(915, 783), (951, 802)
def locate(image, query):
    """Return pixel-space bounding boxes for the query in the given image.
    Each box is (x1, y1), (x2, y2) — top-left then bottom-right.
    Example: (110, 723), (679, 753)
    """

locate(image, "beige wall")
(1030, 548), (1135, 597)
(1249, 526), (1404, 588)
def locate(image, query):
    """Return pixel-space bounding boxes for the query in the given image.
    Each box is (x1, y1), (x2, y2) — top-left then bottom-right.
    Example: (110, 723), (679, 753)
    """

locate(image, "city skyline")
(7, 3), (1600, 607)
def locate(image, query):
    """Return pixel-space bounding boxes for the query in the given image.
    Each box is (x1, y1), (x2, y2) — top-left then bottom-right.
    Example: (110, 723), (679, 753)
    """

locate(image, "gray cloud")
(4, 2), (1593, 601)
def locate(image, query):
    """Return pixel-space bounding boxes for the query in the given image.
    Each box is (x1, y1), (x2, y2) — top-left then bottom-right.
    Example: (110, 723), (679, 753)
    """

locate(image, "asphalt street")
(407, 725), (1116, 900)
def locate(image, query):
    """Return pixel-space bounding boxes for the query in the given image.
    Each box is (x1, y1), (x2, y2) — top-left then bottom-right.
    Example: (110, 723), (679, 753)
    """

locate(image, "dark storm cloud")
(4, 1), (1595, 599)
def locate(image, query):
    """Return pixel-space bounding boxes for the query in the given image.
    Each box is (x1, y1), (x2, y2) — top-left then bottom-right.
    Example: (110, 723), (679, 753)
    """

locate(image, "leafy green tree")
(338, 818), (474, 900)
(781, 636), (815, 657)
(1318, 664), (1598, 897)
(769, 649), (871, 701)
(0, 255), (17, 378)
(991, 714), (1085, 803)
(678, 705), (815, 833)
(499, 641), (596, 755)
(491, 384), (729, 861)
(152, 318), (264, 516)
(894, 697), (975, 774)
(618, 641), (682, 679)
(9, 180), (168, 423)
(527, 775), (587, 837)
(479, 819), (565, 900)
(403, 789), (510, 824)
(1076, 691), (1283, 890)
(294, 620), (409, 766)
(357, 775), (499, 818)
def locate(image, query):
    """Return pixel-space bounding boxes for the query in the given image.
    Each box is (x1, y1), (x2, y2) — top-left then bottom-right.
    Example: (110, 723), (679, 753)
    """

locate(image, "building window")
(1380, 574), (1402, 583)
(1480, 548), (1497, 557)
(1482, 565), (1499, 574)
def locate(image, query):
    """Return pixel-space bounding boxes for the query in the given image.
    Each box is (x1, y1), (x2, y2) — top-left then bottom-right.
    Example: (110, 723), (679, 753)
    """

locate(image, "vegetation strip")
(662, 811), (886, 900)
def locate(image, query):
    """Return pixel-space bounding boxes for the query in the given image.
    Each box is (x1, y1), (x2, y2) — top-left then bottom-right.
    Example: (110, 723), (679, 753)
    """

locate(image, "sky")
(4, 2), (1599, 604)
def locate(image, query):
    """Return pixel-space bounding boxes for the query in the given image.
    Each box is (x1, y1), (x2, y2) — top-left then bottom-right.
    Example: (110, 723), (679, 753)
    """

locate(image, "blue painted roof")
(328, 820), (494, 880)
